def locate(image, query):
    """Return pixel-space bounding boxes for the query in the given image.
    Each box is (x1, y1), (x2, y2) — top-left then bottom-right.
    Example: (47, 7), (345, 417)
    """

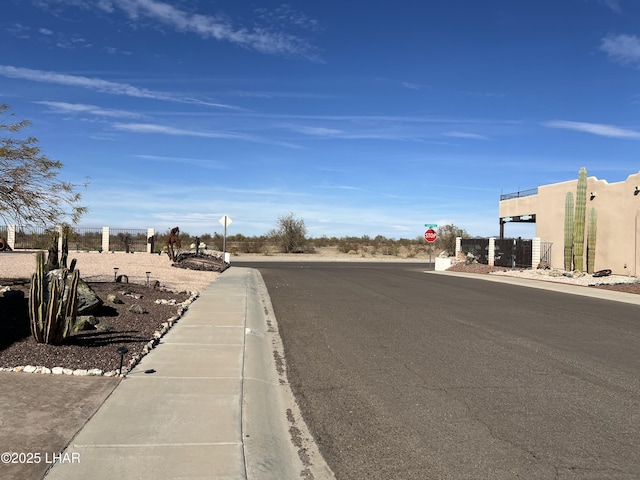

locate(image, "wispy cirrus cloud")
(113, 122), (302, 148)
(275, 116), (512, 142)
(35, 100), (143, 118)
(0, 65), (236, 108)
(286, 125), (345, 136)
(401, 81), (425, 90)
(280, 122), (428, 142)
(599, 34), (640, 65)
(43, 0), (321, 61)
(542, 120), (640, 139)
(442, 131), (488, 140)
(134, 154), (227, 170)
(598, 0), (622, 13)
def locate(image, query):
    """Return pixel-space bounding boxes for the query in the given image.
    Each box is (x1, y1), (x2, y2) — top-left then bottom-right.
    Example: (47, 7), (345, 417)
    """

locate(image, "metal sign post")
(218, 215), (232, 256)
(424, 224), (438, 265)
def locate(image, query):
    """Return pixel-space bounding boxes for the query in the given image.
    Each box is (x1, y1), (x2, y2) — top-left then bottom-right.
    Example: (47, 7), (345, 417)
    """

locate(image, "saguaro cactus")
(587, 207), (597, 274)
(564, 192), (574, 271)
(572, 167), (587, 272)
(29, 251), (80, 345)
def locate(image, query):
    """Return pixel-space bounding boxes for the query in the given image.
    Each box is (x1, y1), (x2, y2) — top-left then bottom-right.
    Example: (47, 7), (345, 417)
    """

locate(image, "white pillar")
(532, 237), (541, 268)
(488, 237), (495, 267)
(7, 225), (16, 250)
(147, 228), (155, 253)
(102, 227), (110, 253)
(455, 237), (462, 257)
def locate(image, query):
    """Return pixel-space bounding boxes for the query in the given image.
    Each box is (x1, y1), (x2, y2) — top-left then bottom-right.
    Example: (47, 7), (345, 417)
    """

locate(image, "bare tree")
(435, 224), (469, 256)
(0, 104), (88, 226)
(270, 212), (307, 253)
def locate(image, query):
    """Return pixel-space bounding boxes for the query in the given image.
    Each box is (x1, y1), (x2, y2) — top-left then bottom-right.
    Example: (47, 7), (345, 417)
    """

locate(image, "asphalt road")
(234, 261), (640, 480)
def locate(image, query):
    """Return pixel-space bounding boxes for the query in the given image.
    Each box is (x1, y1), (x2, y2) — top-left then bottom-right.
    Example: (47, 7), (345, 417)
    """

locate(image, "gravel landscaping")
(0, 251), (219, 375)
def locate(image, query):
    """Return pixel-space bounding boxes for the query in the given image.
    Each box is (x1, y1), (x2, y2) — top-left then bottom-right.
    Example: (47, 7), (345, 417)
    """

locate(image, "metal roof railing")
(500, 187), (538, 201)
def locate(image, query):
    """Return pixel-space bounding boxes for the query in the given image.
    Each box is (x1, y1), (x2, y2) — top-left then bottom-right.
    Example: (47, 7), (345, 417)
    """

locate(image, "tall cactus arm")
(564, 192), (574, 271)
(587, 208), (598, 274)
(573, 167), (587, 272)
(28, 252), (45, 343)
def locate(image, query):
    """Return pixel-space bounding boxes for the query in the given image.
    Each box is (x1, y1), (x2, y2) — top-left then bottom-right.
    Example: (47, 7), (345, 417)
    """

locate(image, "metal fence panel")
(495, 238), (532, 268)
(108, 228), (148, 253)
(541, 242), (552, 265)
(69, 227), (103, 252)
(460, 239), (490, 264)
(13, 225), (53, 250)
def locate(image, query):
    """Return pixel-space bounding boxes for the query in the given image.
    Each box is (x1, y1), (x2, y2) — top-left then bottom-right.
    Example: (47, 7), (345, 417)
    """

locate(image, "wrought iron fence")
(13, 225), (54, 250)
(1, 225), (155, 252)
(108, 228), (148, 253)
(540, 242), (552, 265)
(0, 225), (7, 251)
(69, 227), (103, 252)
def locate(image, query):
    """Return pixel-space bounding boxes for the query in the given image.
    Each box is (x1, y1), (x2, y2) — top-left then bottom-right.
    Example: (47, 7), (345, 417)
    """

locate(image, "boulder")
(77, 278), (103, 315)
(73, 315), (99, 332)
(129, 304), (147, 314)
(107, 293), (124, 304)
(46, 268), (103, 315)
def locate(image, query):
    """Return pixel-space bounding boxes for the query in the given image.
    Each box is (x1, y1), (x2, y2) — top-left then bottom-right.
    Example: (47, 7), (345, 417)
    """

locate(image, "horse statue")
(166, 227), (181, 261)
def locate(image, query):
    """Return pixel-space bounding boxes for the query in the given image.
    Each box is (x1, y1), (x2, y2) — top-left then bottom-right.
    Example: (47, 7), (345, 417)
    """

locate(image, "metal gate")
(494, 238), (532, 268)
(459, 239), (489, 264)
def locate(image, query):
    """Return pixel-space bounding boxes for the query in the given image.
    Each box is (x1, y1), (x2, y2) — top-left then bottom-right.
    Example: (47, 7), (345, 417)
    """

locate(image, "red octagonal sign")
(424, 228), (437, 243)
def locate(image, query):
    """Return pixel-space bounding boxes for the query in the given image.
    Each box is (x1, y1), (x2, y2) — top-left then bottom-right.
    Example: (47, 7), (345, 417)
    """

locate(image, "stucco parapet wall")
(499, 193), (539, 218)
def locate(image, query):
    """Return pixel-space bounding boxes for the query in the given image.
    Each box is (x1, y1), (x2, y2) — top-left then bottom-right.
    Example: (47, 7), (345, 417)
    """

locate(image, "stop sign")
(424, 228), (437, 243)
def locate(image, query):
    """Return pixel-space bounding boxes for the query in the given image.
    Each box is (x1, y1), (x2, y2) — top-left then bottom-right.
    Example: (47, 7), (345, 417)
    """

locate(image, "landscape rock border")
(0, 291), (200, 377)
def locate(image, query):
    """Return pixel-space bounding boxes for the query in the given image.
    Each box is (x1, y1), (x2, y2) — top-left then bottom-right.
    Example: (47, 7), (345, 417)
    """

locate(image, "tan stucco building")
(499, 170), (640, 276)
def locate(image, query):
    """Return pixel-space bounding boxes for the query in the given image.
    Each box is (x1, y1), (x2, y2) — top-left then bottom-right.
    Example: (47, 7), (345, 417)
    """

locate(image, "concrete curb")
(242, 268), (335, 480)
(431, 270), (640, 306)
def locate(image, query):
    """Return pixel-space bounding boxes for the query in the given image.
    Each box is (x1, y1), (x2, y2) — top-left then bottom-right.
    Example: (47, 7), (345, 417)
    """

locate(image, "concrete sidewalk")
(44, 266), (334, 480)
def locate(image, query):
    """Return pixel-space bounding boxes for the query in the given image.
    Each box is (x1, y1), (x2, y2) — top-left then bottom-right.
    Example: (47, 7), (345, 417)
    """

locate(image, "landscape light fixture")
(113, 267), (119, 282)
(590, 192), (596, 200)
(146, 271), (151, 287)
(116, 346), (128, 376)
(635, 186), (640, 196)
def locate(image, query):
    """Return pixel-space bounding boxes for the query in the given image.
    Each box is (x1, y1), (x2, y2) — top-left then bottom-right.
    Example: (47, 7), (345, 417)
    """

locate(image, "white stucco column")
(102, 227), (110, 253)
(532, 237), (541, 268)
(455, 237), (461, 257)
(7, 225), (16, 250)
(488, 237), (495, 266)
(147, 228), (155, 253)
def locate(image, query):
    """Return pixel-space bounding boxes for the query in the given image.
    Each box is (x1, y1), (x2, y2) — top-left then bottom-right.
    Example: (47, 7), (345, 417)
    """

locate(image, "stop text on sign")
(424, 229), (437, 243)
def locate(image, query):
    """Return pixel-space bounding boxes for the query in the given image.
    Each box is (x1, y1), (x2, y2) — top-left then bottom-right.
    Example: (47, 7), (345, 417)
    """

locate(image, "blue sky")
(2, 0), (640, 239)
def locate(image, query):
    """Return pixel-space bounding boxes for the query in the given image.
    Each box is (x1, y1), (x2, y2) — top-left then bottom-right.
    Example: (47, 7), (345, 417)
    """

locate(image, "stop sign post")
(424, 226), (437, 265)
